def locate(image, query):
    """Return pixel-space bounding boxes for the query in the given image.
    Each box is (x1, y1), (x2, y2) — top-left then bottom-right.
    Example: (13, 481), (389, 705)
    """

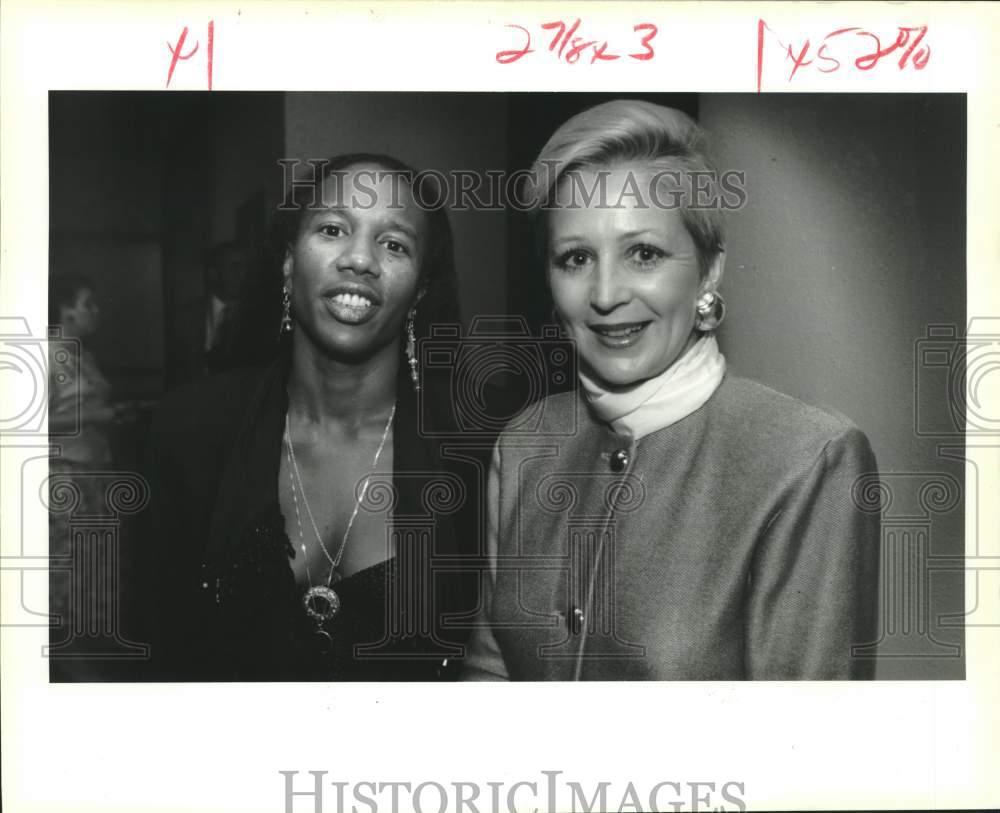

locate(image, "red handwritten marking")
(207, 20), (214, 91)
(786, 39), (812, 82)
(899, 27), (931, 69)
(591, 42), (620, 64)
(497, 19), (656, 65)
(817, 42), (840, 73)
(630, 23), (657, 61)
(756, 19), (766, 93)
(851, 30), (886, 71)
(166, 21), (215, 90)
(756, 19), (930, 92)
(166, 26), (197, 89)
(542, 18), (580, 58)
(496, 24), (534, 64)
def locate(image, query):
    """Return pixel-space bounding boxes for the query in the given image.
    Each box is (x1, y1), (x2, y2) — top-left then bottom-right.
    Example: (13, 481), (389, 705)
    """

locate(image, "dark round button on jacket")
(610, 449), (630, 472)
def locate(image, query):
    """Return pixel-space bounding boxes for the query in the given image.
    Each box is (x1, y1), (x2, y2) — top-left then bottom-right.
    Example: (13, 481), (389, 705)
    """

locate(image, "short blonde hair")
(528, 99), (725, 276)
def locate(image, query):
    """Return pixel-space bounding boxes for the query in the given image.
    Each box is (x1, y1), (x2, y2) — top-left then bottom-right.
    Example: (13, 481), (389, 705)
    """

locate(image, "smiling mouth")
(588, 321), (651, 348)
(323, 291), (379, 325)
(331, 292), (373, 309)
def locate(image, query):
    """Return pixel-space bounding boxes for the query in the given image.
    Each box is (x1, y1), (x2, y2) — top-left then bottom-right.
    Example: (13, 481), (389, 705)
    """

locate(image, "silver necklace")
(283, 402), (396, 643)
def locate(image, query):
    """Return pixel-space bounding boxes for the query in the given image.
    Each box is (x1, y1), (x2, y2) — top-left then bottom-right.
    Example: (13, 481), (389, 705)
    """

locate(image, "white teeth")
(597, 324), (644, 337)
(332, 293), (372, 308)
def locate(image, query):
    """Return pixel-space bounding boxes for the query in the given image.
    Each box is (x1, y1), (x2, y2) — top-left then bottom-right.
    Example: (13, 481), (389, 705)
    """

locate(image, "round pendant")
(313, 628), (333, 655)
(303, 585), (341, 624)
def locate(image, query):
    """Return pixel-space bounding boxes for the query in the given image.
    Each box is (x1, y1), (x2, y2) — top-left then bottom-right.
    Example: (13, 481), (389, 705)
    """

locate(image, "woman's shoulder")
(716, 375), (856, 429)
(709, 374), (873, 461)
(493, 374), (874, 463)
(492, 386), (581, 445)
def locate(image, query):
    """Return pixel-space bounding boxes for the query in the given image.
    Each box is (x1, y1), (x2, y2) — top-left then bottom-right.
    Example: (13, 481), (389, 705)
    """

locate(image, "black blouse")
(205, 501), (453, 680)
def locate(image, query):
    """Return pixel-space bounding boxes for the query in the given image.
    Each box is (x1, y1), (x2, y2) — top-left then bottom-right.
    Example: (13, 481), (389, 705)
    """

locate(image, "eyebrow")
(307, 207), (419, 241)
(305, 205), (348, 222)
(550, 235), (588, 247)
(383, 219), (419, 241)
(551, 228), (663, 246)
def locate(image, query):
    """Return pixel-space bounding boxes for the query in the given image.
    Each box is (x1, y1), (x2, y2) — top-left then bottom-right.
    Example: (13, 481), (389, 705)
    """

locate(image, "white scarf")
(578, 334), (726, 441)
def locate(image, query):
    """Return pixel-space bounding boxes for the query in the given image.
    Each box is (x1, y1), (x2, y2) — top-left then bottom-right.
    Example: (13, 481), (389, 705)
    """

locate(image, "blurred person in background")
(49, 274), (116, 464)
(48, 274), (136, 678)
(171, 240), (251, 383)
(202, 241), (250, 374)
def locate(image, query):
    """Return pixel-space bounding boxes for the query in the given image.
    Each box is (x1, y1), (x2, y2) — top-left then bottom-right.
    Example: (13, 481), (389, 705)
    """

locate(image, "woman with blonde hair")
(464, 100), (880, 680)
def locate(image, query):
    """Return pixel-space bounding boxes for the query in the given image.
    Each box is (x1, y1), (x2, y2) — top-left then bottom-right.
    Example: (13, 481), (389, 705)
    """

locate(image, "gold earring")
(695, 291), (725, 331)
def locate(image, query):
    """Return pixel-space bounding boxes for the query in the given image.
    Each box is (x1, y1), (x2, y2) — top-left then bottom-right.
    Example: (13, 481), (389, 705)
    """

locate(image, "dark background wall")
(48, 91), (966, 678)
(49, 92), (285, 395)
(701, 94), (966, 679)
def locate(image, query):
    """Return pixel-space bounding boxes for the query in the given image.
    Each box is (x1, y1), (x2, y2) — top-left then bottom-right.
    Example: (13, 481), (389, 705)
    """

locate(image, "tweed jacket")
(463, 374), (881, 680)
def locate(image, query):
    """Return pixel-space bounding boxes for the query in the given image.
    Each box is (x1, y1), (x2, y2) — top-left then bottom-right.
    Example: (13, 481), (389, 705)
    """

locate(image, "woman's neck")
(286, 333), (399, 428)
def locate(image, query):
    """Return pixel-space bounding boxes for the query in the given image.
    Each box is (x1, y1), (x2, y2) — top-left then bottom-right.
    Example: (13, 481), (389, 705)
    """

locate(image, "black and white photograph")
(2, 3), (997, 813)
(43, 89), (967, 683)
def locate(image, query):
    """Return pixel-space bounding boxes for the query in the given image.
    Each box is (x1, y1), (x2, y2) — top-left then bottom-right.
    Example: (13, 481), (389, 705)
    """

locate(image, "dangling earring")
(279, 284), (294, 337)
(405, 307), (420, 392)
(695, 290), (726, 331)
